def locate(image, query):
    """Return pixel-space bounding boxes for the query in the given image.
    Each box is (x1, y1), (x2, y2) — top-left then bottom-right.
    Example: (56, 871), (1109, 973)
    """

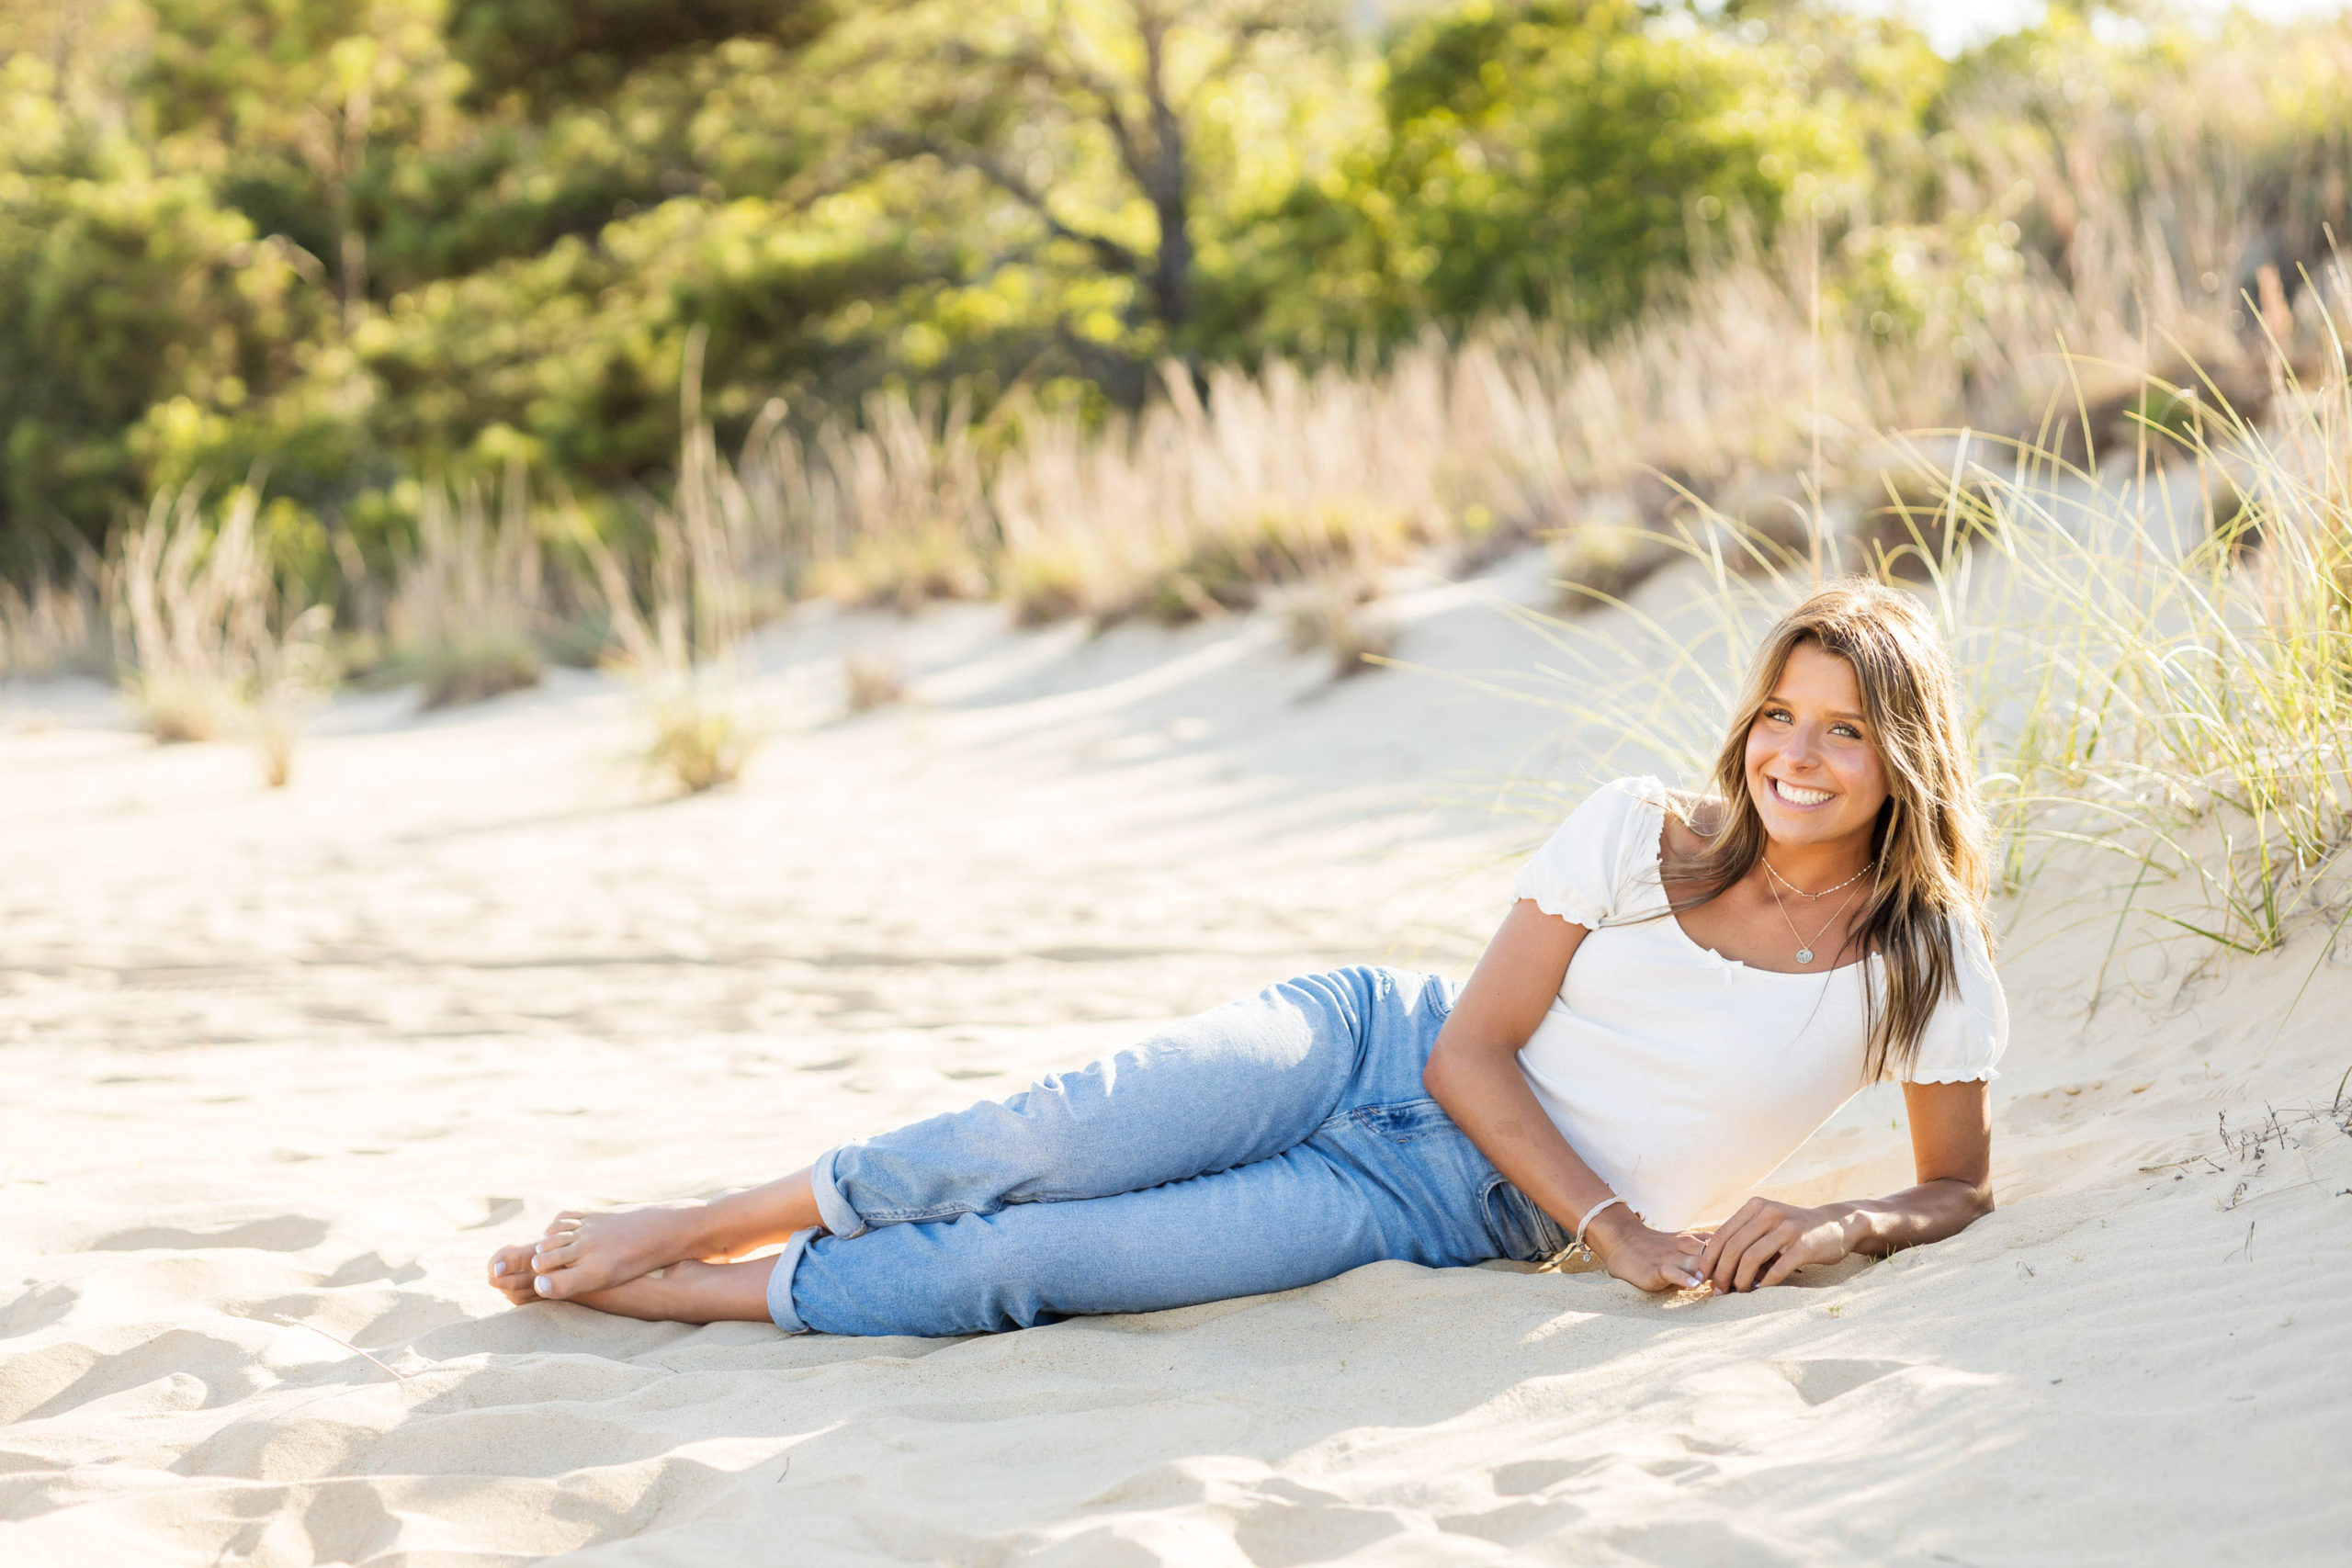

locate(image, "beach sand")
(4, 557), (2347, 1565)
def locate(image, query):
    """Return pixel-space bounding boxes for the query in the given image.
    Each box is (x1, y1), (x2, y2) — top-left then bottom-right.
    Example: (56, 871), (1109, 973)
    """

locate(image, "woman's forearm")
(1427, 1037), (1708, 1292)
(1827, 1176), (1994, 1257)
(1424, 1038), (1621, 1235)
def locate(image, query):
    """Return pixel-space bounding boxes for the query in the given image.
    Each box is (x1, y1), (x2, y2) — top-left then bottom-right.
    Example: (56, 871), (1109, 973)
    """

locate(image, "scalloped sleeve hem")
(1511, 778), (1663, 931)
(1903, 1065), (2001, 1085)
(1899, 913), (2010, 1085)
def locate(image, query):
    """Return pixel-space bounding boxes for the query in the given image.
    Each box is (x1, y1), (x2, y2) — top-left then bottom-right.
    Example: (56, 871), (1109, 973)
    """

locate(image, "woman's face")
(1745, 640), (1892, 855)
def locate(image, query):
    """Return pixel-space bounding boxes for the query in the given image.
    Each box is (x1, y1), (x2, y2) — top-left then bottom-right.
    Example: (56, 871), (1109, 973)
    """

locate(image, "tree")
(447, 0), (831, 110)
(1365, 0), (1870, 335)
(798, 0), (1343, 396)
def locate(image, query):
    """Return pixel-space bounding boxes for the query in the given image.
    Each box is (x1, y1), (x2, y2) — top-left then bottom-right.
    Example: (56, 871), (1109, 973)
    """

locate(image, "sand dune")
(4, 555), (2347, 1565)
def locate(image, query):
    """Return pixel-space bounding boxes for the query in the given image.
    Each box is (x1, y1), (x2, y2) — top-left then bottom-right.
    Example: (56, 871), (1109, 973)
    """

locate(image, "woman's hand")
(1583, 1205), (1709, 1293)
(1695, 1198), (1854, 1292)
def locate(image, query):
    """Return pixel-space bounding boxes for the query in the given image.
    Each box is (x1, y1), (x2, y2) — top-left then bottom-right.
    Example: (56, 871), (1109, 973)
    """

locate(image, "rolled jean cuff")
(764, 1227), (821, 1334)
(808, 1146), (869, 1238)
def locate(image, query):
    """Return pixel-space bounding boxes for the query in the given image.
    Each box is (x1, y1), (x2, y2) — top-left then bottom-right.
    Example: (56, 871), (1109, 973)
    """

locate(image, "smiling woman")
(1464, 581), (2005, 1294)
(486, 576), (2007, 1330)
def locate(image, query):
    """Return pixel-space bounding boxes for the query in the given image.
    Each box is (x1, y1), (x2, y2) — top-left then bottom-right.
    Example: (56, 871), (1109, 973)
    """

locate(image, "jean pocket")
(1483, 1178), (1570, 1264)
(1347, 1097), (1460, 1145)
(1418, 970), (1458, 1022)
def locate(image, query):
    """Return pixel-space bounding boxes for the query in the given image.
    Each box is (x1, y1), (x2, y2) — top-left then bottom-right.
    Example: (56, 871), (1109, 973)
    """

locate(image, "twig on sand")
(267, 1314), (416, 1382)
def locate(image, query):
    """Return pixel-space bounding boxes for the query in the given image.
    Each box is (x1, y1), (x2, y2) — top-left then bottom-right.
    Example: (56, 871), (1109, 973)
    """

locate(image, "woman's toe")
(488, 1246), (539, 1303)
(532, 1239), (583, 1271)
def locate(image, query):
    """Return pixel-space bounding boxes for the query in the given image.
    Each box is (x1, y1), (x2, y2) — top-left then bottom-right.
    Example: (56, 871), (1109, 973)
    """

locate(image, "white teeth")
(1774, 779), (1831, 806)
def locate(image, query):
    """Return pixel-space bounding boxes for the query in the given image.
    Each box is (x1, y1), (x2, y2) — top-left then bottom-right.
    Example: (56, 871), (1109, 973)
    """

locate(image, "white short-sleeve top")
(1511, 776), (2007, 1232)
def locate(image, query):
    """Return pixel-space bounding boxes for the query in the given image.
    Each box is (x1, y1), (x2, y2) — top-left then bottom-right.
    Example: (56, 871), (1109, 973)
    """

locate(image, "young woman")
(487, 579), (2007, 1333)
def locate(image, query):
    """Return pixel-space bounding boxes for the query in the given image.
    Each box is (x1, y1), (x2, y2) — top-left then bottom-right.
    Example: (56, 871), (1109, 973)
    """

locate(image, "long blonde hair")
(1665, 579), (1991, 1081)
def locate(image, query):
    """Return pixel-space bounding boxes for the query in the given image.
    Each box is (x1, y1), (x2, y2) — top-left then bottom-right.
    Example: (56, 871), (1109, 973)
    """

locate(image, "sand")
(3, 553), (2348, 1566)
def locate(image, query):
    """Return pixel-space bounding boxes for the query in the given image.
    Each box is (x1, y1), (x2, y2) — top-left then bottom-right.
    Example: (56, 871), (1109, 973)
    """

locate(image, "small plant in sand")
(110, 480), (331, 761)
(246, 599), (334, 788)
(1283, 576), (1394, 679)
(842, 649), (907, 713)
(389, 470), (547, 710)
(582, 344), (770, 795)
(642, 688), (760, 792)
(586, 512), (765, 792)
(112, 482), (272, 741)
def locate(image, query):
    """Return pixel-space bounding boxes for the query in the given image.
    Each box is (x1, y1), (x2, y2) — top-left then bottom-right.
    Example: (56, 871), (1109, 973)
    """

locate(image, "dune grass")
(108, 482), (334, 780)
(15, 65), (2340, 940)
(580, 346), (771, 795)
(389, 470), (548, 711)
(1488, 319), (2352, 978)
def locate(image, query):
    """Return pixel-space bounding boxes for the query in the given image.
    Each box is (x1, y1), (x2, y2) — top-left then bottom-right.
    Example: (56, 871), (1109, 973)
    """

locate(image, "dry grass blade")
(266, 1313), (416, 1382)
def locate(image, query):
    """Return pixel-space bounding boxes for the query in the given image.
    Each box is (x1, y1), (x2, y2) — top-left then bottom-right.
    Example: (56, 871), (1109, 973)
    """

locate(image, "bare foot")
(565, 1256), (781, 1324)
(488, 1244), (540, 1304)
(526, 1201), (718, 1300)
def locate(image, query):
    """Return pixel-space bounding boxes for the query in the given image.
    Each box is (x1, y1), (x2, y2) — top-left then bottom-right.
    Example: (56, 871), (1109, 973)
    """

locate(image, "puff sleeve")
(1903, 915), (2009, 1082)
(1511, 777), (1664, 930)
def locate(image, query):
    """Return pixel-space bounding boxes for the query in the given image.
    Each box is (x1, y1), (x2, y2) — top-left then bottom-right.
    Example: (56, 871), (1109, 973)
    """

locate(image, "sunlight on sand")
(2, 552), (2346, 1565)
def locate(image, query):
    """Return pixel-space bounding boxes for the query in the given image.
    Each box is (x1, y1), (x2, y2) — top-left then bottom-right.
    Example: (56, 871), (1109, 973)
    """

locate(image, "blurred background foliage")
(1, 0), (2346, 588)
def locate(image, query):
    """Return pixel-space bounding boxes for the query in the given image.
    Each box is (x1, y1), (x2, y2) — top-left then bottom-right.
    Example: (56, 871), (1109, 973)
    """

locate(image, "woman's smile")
(1766, 776), (1834, 808)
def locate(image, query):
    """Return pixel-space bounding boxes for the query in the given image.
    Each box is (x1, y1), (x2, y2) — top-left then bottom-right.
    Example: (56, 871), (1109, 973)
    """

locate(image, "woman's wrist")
(1579, 1200), (1645, 1261)
(1825, 1201), (1873, 1258)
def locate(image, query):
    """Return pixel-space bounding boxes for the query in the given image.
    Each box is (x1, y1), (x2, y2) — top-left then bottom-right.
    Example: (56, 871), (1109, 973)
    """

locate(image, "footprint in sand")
(0, 1281), (77, 1339)
(1770, 1357), (1913, 1406)
(92, 1216), (330, 1253)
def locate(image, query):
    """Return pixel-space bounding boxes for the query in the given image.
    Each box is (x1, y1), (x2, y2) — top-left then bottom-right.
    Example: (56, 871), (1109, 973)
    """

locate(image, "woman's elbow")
(1422, 1027), (1519, 1102)
(1422, 1030), (1482, 1101)
(1421, 1042), (1456, 1101)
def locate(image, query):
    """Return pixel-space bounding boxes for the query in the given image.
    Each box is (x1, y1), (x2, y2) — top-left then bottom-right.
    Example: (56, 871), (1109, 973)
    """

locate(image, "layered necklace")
(1761, 856), (1875, 965)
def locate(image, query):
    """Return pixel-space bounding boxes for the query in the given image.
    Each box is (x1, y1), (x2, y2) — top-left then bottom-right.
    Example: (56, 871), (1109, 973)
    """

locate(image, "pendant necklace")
(1764, 867), (1869, 965)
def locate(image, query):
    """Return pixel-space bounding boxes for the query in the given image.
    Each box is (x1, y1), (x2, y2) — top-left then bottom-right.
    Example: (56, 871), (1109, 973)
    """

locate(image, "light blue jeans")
(765, 965), (1569, 1337)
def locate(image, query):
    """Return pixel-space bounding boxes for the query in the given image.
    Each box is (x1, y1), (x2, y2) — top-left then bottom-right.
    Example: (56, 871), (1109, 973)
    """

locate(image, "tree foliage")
(0, 0), (2345, 578)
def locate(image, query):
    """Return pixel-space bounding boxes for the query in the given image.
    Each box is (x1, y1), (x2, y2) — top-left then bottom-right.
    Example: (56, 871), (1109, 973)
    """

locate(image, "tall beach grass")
(1486, 316), (2352, 982)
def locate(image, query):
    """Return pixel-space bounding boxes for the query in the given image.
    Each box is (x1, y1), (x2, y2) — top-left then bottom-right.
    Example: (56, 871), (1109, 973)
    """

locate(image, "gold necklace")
(1763, 856), (1874, 900)
(1765, 871), (1866, 965)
